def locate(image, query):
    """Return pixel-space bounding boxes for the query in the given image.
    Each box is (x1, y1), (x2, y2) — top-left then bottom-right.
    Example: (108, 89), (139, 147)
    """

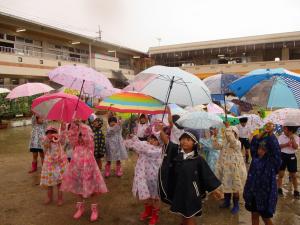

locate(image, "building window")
(18, 57), (22, 62)
(58, 61), (61, 66)
(6, 34), (15, 41)
(40, 59), (43, 64)
(25, 38), (33, 44)
(16, 36), (25, 42)
(0, 33), (5, 39)
(55, 45), (61, 49)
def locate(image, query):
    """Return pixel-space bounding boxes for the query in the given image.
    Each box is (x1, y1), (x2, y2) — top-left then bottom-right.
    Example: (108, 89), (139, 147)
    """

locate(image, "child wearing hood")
(124, 133), (162, 225)
(157, 123), (222, 225)
(215, 126), (247, 214)
(244, 122), (281, 225)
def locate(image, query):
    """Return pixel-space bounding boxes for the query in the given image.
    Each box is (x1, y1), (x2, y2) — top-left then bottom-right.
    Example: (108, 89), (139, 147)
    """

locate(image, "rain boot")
(73, 202), (85, 219)
(57, 190), (63, 206)
(149, 208), (159, 225)
(140, 204), (153, 221)
(231, 197), (240, 214)
(219, 193), (231, 208)
(28, 161), (37, 173)
(90, 204), (99, 222)
(116, 163), (123, 177)
(44, 187), (53, 204)
(104, 163), (111, 178)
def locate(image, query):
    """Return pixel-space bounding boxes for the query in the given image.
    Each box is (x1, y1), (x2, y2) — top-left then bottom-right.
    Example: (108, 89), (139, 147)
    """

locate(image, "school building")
(148, 31), (300, 79)
(0, 12), (151, 89)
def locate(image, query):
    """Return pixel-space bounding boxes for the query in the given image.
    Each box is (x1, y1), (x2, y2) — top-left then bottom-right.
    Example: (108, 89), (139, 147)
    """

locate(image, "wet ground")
(0, 126), (300, 225)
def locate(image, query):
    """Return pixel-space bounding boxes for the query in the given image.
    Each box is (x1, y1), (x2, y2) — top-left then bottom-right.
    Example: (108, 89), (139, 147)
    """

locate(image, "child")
(105, 116), (128, 177)
(244, 122), (281, 225)
(236, 117), (251, 163)
(90, 117), (106, 170)
(157, 124), (222, 225)
(28, 113), (47, 173)
(61, 121), (108, 222)
(277, 125), (300, 198)
(124, 134), (162, 225)
(200, 127), (222, 173)
(135, 114), (150, 141)
(167, 107), (185, 145)
(40, 126), (68, 206)
(215, 126), (247, 214)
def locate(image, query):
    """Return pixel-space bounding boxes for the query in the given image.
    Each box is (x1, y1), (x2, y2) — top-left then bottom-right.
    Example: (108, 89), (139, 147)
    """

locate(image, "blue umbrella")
(203, 73), (240, 95)
(229, 68), (300, 108)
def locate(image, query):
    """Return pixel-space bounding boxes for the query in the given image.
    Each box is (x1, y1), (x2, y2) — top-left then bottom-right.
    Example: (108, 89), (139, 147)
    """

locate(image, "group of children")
(28, 108), (299, 225)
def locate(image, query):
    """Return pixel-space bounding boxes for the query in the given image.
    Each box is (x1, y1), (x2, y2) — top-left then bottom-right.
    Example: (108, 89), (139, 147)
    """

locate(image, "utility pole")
(156, 37), (162, 46)
(96, 25), (102, 40)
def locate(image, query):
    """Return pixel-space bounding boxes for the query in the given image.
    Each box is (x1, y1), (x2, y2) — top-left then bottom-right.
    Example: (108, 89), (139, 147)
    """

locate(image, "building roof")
(149, 31), (300, 55)
(0, 11), (147, 56)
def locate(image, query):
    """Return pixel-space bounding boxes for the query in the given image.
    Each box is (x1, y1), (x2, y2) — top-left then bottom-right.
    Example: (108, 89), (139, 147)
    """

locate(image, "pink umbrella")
(31, 93), (93, 122)
(6, 83), (54, 99)
(48, 65), (114, 98)
(207, 102), (225, 114)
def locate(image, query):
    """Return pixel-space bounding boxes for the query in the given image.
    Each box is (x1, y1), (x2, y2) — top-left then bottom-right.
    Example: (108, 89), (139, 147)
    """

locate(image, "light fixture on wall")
(16, 28), (26, 32)
(133, 56), (140, 59)
(71, 41), (80, 45)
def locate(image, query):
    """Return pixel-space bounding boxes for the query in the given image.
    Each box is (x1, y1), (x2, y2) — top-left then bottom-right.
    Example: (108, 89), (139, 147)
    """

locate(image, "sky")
(0, 0), (300, 52)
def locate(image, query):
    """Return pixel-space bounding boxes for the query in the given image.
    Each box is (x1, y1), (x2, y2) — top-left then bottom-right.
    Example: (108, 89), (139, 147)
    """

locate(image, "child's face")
(257, 147), (266, 158)
(109, 121), (116, 127)
(241, 122), (247, 127)
(140, 118), (146, 124)
(180, 136), (195, 152)
(46, 132), (53, 140)
(148, 137), (159, 146)
(283, 127), (291, 136)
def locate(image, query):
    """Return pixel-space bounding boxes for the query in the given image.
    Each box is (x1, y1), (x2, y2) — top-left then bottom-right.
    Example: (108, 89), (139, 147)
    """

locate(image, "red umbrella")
(31, 93), (93, 122)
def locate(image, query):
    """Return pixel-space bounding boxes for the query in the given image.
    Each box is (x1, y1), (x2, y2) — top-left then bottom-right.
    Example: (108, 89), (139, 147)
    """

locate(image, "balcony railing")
(0, 46), (88, 64)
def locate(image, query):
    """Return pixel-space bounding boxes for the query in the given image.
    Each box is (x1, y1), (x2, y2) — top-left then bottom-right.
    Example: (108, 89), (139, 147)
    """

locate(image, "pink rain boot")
(104, 163), (111, 178)
(28, 162), (37, 173)
(57, 191), (63, 206)
(116, 163), (123, 177)
(44, 188), (53, 204)
(73, 202), (85, 219)
(90, 204), (99, 222)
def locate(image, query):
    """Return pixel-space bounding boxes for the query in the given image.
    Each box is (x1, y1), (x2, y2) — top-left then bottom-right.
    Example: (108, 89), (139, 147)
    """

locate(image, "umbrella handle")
(75, 80), (85, 111)
(162, 76), (175, 121)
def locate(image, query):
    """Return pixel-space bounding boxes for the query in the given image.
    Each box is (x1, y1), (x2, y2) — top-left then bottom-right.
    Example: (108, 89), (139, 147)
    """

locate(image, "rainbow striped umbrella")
(96, 92), (165, 114)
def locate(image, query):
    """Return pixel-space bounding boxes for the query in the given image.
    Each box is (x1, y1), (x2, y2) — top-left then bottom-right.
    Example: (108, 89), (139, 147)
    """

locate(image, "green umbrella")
(219, 114), (240, 126)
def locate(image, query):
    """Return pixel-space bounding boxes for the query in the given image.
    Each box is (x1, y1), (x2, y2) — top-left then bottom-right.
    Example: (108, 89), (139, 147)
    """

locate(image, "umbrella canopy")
(48, 65), (114, 97)
(0, 88), (11, 94)
(6, 83), (53, 99)
(31, 93), (93, 122)
(123, 65), (211, 106)
(203, 73), (240, 94)
(96, 92), (165, 114)
(263, 108), (300, 126)
(168, 103), (187, 115)
(238, 114), (264, 132)
(229, 68), (300, 108)
(219, 114), (240, 125)
(177, 112), (224, 129)
(207, 102), (224, 114)
(185, 105), (206, 112)
(230, 99), (253, 112)
(219, 100), (240, 116)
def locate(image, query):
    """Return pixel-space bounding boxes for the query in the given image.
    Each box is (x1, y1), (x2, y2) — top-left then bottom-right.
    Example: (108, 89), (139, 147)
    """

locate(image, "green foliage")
(0, 94), (40, 122)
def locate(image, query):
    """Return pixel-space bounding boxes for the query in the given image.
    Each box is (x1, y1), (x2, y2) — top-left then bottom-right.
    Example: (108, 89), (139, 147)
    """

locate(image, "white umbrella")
(264, 108), (300, 126)
(177, 111), (224, 129)
(0, 88), (10, 94)
(124, 65), (211, 106)
(6, 83), (54, 99)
